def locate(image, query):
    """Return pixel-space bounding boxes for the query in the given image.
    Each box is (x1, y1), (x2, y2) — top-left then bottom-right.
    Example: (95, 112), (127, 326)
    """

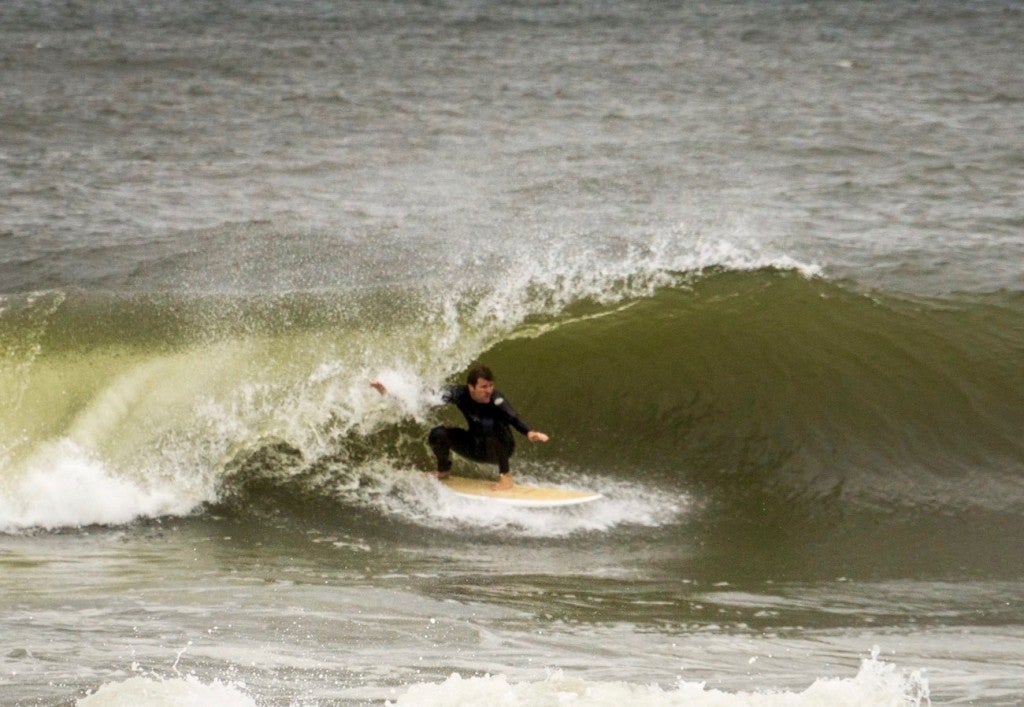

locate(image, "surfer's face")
(468, 378), (494, 404)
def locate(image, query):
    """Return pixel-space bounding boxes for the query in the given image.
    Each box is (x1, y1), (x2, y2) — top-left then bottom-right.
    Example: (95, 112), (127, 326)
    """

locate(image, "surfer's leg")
(429, 428), (514, 488)
(428, 427), (479, 477)
(427, 426), (454, 477)
(482, 436), (514, 490)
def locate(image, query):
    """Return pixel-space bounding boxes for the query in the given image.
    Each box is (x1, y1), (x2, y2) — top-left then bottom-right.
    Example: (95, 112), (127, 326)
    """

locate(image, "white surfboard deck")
(439, 475), (602, 508)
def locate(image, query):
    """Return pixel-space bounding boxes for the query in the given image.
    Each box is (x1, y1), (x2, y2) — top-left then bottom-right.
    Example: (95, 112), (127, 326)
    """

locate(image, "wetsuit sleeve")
(440, 385), (460, 404)
(494, 394), (532, 436)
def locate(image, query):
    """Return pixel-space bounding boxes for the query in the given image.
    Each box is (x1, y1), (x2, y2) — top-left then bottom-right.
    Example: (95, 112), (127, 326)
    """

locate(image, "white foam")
(77, 675), (256, 707)
(388, 655), (928, 707)
(0, 439), (202, 532)
(344, 464), (685, 539)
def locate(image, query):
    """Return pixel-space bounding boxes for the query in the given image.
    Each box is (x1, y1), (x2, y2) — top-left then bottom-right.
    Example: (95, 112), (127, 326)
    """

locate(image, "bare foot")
(491, 474), (513, 491)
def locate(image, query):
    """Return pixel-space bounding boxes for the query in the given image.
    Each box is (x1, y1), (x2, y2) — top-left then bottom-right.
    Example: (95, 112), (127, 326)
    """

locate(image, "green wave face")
(480, 271), (1024, 577)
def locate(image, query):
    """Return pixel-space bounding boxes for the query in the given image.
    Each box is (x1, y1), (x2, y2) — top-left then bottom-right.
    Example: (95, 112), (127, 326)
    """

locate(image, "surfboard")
(439, 475), (602, 508)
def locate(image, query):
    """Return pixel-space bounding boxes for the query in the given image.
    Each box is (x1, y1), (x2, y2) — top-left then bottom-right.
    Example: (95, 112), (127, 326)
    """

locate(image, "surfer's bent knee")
(428, 426), (448, 445)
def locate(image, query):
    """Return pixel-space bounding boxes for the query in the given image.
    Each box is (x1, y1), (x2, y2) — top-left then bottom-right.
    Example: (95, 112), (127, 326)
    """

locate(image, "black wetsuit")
(428, 385), (533, 475)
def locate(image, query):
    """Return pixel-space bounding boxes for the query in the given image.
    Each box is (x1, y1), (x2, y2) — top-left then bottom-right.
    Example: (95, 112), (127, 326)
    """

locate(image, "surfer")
(370, 364), (549, 490)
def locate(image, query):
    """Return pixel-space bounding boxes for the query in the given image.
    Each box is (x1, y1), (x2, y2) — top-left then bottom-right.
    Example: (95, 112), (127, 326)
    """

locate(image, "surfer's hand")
(370, 380), (387, 396)
(528, 431), (549, 443)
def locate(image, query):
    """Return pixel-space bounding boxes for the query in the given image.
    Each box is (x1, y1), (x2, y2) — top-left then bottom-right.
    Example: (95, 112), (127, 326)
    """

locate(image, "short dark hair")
(466, 364), (494, 386)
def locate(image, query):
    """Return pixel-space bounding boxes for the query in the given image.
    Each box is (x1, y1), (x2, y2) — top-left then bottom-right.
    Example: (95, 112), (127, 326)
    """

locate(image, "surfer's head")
(466, 364), (495, 404)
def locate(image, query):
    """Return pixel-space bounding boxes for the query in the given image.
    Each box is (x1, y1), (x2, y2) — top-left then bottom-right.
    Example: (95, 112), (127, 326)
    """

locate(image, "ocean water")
(2, 0), (1024, 704)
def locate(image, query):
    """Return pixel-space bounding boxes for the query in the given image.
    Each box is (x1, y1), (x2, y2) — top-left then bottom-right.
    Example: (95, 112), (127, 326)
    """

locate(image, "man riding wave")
(371, 364), (549, 490)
